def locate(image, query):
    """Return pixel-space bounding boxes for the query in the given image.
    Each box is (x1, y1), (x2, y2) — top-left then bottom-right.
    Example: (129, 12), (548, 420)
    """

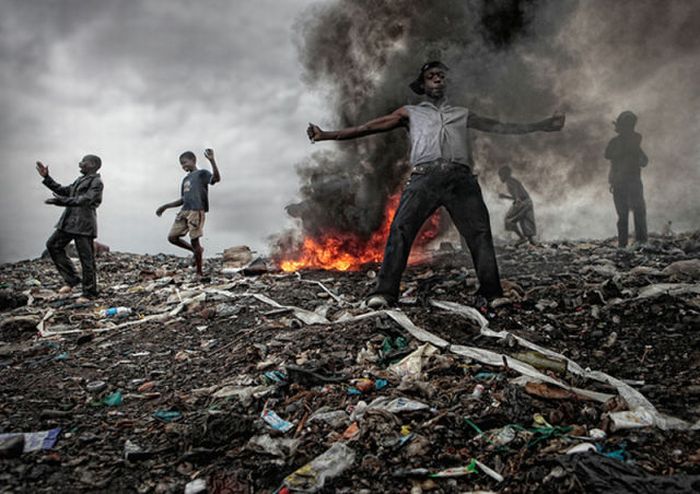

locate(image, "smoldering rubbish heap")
(1, 232), (699, 492)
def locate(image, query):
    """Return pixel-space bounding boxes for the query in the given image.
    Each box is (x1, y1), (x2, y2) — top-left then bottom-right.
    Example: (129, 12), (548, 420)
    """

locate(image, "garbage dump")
(0, 232), (699, 492)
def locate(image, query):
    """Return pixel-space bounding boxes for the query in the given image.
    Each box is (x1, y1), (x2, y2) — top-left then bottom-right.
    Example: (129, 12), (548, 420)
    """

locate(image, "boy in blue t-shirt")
(156, 149), (221, 276)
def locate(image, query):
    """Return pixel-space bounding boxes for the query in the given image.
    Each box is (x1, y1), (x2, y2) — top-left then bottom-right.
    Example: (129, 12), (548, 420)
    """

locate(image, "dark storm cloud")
(2, 1), (698, 264)
(0, 0), (317, 263)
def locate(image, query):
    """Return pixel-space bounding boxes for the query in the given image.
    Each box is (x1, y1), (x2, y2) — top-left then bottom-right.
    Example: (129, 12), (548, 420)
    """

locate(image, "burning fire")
(279, 194), (441, 272)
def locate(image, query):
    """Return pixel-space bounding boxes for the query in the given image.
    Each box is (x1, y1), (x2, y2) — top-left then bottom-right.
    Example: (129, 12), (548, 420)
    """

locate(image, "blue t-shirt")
(181, 169), (212, 212)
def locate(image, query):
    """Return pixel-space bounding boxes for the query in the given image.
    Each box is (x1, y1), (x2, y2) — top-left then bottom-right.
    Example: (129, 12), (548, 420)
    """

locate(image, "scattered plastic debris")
(1, 233), (699, 492)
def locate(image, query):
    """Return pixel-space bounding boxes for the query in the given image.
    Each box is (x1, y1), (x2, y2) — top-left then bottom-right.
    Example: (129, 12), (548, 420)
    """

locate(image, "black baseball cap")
(409, 61), (449, 95)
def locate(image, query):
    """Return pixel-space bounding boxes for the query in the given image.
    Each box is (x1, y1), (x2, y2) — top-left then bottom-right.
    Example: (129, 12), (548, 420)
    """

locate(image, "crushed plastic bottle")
(99, 307), (132, 318)
(367, 396), (430, 413)
(471, 384), (485, 399)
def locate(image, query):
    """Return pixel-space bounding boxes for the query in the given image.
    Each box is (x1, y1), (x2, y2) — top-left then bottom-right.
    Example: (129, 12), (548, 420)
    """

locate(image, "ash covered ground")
(1, 233), (699, 493)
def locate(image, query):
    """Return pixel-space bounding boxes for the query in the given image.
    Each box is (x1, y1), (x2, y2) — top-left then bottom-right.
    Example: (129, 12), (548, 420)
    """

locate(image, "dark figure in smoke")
(36, 155), (104, 298)
(605, 111), (648, 248)
(307, 62), (564, 308)
(498, 165), (536, 245)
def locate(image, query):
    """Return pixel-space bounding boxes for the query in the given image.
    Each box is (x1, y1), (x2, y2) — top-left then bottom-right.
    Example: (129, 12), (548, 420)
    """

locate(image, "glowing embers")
(279, 194), (441, 272)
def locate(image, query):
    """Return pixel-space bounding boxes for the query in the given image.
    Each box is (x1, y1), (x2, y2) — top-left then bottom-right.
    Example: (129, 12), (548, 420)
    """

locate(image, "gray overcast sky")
(0, 0), (330, 263)
(1, 1), (698, 264)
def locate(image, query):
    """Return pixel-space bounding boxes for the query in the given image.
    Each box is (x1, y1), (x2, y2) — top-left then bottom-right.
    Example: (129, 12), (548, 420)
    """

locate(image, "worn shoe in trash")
(367, 294), (390, 309)
(285, 364), (347, 386)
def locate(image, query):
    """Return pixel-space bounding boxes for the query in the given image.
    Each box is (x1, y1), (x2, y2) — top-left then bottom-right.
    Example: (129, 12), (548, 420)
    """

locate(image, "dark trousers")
(374, 162), (503, 301)
(46, 230), (98, 296)
(612, 180), (647, 247)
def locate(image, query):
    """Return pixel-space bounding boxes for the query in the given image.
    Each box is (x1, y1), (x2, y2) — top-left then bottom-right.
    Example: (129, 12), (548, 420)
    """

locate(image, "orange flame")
(279, 194), (441, 272)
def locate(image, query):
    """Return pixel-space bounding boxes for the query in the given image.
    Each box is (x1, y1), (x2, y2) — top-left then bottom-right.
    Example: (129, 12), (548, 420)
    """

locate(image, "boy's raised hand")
(36, 161), (49, 178)
(204, 148), (215, 161)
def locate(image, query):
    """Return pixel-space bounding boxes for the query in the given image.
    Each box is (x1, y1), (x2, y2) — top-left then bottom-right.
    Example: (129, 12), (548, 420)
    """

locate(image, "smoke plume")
(277, 0), (700, 252)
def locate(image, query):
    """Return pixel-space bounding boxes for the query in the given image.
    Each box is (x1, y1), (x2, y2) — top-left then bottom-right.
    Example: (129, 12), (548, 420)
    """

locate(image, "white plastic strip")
(430, 299), (697, 431)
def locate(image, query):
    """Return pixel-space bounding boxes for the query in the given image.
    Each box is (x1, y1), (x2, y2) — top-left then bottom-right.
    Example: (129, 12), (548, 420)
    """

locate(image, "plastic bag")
(283, 442), (356, 492)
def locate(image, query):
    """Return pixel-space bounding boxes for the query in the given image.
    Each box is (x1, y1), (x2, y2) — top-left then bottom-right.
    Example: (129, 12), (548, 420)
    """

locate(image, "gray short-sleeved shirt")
(406, 102), (472, 166)
(181, 169), (212, 212)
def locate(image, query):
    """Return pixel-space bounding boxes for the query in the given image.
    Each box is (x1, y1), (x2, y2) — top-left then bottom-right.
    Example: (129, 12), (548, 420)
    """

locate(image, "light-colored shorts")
(169, 210), (206, 239)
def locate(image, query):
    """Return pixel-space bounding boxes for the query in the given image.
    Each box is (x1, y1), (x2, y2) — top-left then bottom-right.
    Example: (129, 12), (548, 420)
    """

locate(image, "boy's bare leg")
(191, 238), (204, 276)
(168, 235), (194, 254)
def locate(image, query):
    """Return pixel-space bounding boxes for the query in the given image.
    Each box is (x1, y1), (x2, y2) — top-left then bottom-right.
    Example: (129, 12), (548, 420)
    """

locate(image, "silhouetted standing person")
(605, 111), (648, 248)
(36, 155), (104, 297)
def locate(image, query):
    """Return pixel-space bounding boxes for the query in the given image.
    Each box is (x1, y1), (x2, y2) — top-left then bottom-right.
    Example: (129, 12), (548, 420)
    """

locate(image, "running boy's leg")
(504, 206), (526, 240)
(168, 211), (195, 253)
(187, 211), (206, 276)
(191, 238), (204, 276)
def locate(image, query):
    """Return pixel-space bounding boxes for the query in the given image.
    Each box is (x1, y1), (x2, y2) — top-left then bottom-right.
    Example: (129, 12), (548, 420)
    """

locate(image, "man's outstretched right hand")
(155, 206), (166, 217)
(545, 113), (566, 131)
(36, 161), (49, 178)
(307, 123), (323, 142)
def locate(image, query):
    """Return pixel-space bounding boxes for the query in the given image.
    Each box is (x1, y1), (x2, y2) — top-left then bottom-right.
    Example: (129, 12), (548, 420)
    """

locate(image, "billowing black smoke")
(276, 0), (700, 251)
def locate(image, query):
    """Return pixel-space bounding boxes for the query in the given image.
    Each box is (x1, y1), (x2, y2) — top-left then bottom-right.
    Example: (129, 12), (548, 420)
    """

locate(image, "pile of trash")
(1, 232), (699, 493)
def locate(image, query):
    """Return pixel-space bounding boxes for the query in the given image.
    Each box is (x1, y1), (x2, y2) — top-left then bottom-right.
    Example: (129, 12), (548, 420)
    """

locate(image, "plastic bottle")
(471, 384), (485, 399)
(99, 307), (132, 318)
